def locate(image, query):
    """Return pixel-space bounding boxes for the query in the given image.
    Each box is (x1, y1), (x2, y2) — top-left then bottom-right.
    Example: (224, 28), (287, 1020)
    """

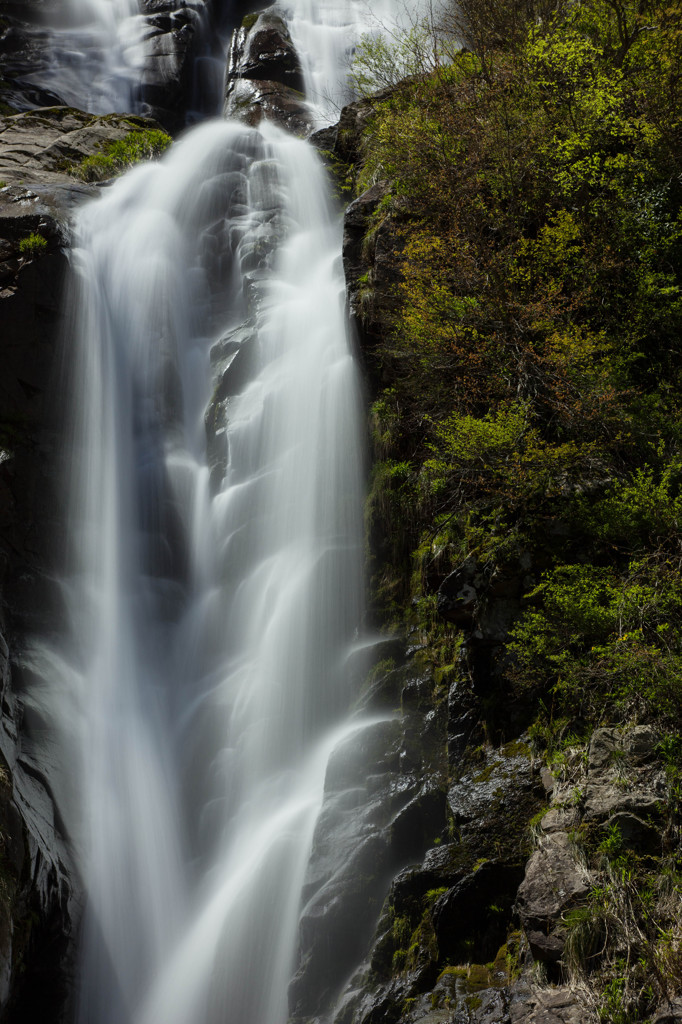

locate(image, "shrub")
(18, 232), (48, 257)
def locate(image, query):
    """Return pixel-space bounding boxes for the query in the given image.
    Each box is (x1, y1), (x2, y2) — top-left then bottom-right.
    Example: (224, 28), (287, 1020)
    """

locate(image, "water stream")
(34, 0), (145, 114)
(34, 1), (414, 1021)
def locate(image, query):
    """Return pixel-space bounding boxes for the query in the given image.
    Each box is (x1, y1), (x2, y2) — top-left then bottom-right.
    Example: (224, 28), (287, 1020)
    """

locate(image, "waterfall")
(28, 2), (414, 1022)
(38, 0), (145, 114)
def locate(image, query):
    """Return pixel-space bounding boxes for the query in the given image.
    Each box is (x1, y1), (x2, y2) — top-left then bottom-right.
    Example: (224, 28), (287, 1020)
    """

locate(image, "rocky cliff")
(1, 2), (682, 1024)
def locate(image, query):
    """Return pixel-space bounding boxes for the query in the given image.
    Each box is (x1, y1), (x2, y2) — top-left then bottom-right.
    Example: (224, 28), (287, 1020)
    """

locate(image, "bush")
(18, 232), (48, 257)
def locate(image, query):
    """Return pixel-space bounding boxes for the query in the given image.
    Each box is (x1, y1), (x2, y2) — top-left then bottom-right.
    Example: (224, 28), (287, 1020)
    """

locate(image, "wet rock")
(0, 8), (67, 113)
(390, 786), (447, 864)
(433, 861), (525, 962)
(0, 170), (80, 1018)
(291, 712), (435, 1016)
(355, 662), (405, 713)
(226, 77), (311, 135)
(0, 184), (71, 619)
(447, 741), (542, 862)
(292, 832), (394, 1016)
(446, 675), (481, 765)
(228, 8), (305, 92)
(342, 181), (390, 316)
(0, 0), (216, 130)
(224, 8), (311, 136)
(136, 0), (221, 132)
(211, 324), (259, 401)
(516, 832), (590, 964)
(205, 321), (260, 491)
(466, 987), (509, 1024)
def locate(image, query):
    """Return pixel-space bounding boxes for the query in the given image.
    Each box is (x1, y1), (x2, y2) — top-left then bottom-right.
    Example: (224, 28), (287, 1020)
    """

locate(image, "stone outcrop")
(224, 8), (311, 136)
(516, 833), (590, 965)
(0, 107), (165, 187)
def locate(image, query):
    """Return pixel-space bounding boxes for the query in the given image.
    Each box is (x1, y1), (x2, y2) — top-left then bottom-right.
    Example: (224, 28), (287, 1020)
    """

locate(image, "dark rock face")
(0, 182), (79, 1021)
(0, 4), (67, 113)
(433, 862), (525, 963)
(341, 176), (405, 392)
(289, 657), (449, 1021)
(227, 9), (305, 92)
(136, 0), (220, 132)
(224, 8), (311, 136)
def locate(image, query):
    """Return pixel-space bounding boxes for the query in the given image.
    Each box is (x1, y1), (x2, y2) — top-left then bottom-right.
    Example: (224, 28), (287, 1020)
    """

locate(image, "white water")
(35, 0), (146, 114)
(32, 2), (420, 1022)
(288, 0), (408, 125)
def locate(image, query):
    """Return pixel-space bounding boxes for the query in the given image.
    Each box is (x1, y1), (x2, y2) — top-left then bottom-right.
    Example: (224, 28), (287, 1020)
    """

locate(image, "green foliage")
(18, 232), (47, 256)
(354, 2), (682, 1013)
(349, 23), (450, 97)
(357, 0), (682, 722)
(508, 555), (682, 724)
(71, 129), (172, 182)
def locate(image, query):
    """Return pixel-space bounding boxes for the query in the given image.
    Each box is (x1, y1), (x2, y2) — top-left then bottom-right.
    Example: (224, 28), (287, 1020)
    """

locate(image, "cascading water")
(32, 2), (413, 1022)
(36, 0), (145, 114)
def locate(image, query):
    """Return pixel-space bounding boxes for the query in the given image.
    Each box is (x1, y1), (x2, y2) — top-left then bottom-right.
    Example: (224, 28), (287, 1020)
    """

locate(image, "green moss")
(437, 965), (468, 981)
(241, 12), (259, 30)
(466, 964), (490, 992)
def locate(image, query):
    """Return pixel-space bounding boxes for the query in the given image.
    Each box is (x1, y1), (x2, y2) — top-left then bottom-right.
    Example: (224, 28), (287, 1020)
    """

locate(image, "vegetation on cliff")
(69, 127), (172, 181)
(347, 0), (682, 1018)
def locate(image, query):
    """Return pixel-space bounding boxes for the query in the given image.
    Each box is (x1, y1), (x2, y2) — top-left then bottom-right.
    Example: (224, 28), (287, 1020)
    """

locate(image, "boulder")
(227, 9), (305, 92)
(516, 832), (590, 964)
(587, 727), (621, 771)
(224, 9), (311, 136)
(601, 811), (661, 854)
(509, 983), (583, 1024)
(653, 998), (682, 1024)
(622, 724), (659, 763)
(582, 779), (664, 822)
